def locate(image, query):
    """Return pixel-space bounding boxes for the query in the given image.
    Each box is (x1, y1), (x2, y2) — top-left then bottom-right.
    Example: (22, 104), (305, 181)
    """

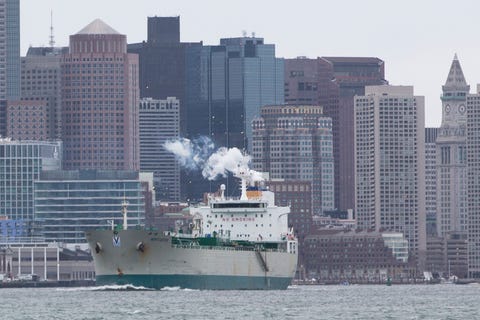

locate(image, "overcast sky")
(21, 0), (480, 128)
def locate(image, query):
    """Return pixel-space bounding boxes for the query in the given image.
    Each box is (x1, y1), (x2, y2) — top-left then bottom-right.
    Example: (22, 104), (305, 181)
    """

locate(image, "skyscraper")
(139, 97), (180, 201)
(21, 46), (68, 139)
(323, 57), (387, 212)
(425, 127), (439, 237)
(61, 19), (139, 170)
(354, 85), (425, 265)
(127, 16), (201, 134)
(466, 84), (480, 278)
(185, 36), (284, 151)
(0, 0), (20, 137)
(284, 57), (339, 211)
(436, 54), (469, 237)
(252, 105), (334, 215)
(3, 0), (19, 100)
(184, 35), (284, 200)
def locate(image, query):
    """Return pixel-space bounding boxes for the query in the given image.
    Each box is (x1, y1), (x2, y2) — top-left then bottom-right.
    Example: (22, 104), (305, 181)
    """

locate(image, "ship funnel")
(236, 167), (249, 200)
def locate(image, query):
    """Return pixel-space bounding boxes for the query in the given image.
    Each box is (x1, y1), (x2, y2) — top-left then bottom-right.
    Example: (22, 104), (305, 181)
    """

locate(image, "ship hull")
(86, 229), (297, 290)
(95, 274), (293, 290)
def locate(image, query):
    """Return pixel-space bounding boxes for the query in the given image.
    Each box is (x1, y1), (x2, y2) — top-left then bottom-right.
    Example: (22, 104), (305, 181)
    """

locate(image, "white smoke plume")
(164, 137), (214, 171)
(164, 137), (264, 183)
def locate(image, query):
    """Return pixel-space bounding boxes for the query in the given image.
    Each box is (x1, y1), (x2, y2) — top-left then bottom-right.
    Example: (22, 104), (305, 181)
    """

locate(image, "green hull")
(96, 274), (293, 290)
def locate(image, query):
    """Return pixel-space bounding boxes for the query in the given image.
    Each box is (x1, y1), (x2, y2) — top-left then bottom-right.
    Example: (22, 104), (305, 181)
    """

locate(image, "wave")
(56, 284), (155, 291)
(160, 286), (199, 291)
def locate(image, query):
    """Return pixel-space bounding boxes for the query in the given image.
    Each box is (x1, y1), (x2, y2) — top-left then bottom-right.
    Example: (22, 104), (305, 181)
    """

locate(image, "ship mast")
(121, 198), (128, 230)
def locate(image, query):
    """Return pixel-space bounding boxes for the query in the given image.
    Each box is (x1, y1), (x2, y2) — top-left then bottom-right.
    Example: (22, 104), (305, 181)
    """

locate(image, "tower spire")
(49, 10), (55, 48)
(442, 53), (469, 92)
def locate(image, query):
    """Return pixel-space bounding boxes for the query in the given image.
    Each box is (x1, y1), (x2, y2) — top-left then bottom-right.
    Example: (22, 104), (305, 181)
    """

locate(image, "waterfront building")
(20, 46), (67, 139)
(445, 232), (468, 278)
(311, 214), (356, 231)
(139, 97), (180, 201)
(267, 180), (312, 267)
(426, 236), (445, 276)
(0, 0), (20, 136)
(61, 19), (139, 171)
(304, 230), (409, 283)
(34, 170), (148, 244)
(425, 127), (439, 236)
(0, 139), (61, 235)
(425, 232), (468, 278)
(436, 55), (469, 237)
(382, 232), (409, 263)
(466, 84), (480, 278)
(252, 105), (334, 216)
(0, 242), (94, 281)
(354, 85), (426, 266)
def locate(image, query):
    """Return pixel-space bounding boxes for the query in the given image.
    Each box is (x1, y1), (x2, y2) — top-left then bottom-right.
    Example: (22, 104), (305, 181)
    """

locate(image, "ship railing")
(171, 243), (285, 253)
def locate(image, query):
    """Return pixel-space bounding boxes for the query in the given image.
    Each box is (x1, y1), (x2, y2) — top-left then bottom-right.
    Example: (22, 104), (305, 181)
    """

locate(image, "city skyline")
(20, 0), (480, 129)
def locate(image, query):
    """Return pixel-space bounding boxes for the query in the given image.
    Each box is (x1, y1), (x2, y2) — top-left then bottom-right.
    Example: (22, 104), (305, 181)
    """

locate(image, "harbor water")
(2, 284), (479, 319)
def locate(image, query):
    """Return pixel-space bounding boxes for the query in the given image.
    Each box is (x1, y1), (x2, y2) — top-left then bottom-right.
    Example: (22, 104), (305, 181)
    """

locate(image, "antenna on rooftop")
(242, 30), (247, 37)
(49, 10), (55, 48)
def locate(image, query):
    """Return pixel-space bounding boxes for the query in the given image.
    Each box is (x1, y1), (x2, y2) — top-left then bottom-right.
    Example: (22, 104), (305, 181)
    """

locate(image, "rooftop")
(76, 19), (120, 35)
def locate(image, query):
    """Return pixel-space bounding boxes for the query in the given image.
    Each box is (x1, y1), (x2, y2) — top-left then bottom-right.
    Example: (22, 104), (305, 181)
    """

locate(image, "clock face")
(459, 104), (466, 114)
(445, 104), (451, 114)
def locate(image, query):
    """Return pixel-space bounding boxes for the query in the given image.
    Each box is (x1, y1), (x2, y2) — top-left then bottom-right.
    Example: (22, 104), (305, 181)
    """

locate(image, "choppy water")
(1, 284), (479, 319)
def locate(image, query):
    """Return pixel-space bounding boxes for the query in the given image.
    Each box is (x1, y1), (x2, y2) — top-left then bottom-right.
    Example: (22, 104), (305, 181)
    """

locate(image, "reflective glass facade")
(0, 140), (61, 222)
(184, 37), (283, 201)
(34, 170), (145, 244)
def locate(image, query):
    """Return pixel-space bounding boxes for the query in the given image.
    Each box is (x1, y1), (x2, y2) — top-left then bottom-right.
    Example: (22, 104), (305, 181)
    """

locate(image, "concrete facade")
(61, 19), (139, 171)
(354, 85), (426, 268)
(139, 97), (180, 201)
(252, 105), (334, 216)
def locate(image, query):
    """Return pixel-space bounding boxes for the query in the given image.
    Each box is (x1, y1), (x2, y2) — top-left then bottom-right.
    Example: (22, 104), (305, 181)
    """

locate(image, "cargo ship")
(85, 170), (298, 290)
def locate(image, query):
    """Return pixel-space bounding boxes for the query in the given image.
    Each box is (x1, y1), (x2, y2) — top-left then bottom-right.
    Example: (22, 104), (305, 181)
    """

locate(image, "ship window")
(231, 225), (233, 228)
(261, 214), (263, 218)
(213, 203), (262, 208)
(245, 224), (247, 227)
(244, 214), (247, 217)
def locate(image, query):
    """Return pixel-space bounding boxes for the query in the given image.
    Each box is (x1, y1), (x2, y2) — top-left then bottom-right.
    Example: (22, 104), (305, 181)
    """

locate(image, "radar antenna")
(49, 10), (55, 48)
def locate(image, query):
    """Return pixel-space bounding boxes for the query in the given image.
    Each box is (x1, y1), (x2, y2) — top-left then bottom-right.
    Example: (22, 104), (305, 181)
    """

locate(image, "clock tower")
(436, 54), (469, 240)
(441, 53), (469, 126)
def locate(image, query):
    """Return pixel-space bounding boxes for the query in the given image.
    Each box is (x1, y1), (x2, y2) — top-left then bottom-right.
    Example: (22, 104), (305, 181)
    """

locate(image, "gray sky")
(21, 0), (480, 128)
